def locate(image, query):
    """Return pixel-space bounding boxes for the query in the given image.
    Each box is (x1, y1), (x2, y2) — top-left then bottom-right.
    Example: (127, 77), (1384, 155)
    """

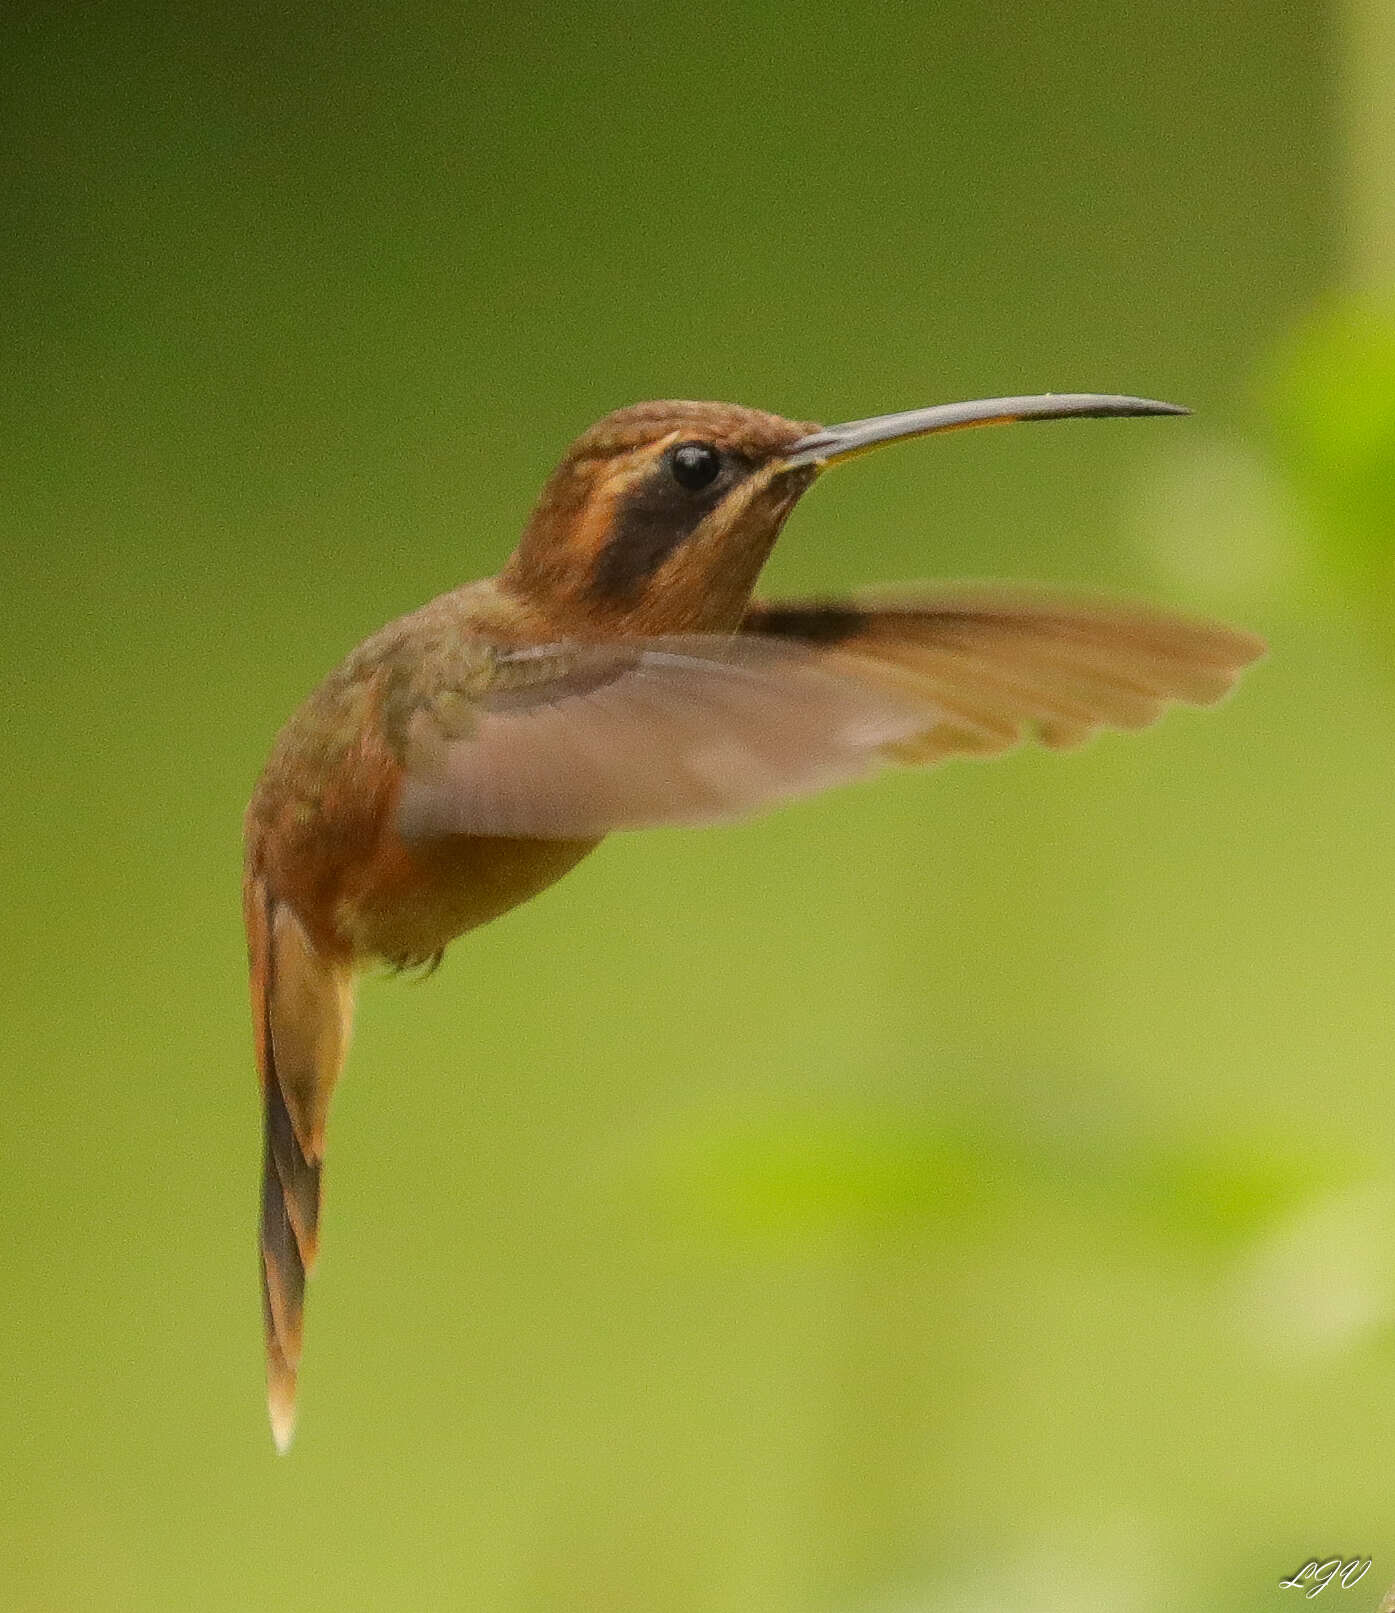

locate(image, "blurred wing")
(395, 635), (932, 840)
(740, 584), (1264, 761)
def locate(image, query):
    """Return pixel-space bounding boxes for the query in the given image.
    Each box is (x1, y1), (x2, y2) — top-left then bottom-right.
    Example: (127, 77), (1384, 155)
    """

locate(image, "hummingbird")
(243, 391), (1263, 1450)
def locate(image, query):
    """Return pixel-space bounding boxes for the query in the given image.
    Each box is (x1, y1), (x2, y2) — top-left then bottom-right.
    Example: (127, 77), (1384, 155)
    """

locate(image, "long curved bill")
(782, 393), (1189, 469)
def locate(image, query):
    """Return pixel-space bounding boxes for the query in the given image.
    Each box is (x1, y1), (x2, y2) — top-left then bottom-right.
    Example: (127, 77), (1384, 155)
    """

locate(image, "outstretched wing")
(395, 634), (933, 840)
(740, 584), (1264, 760)
(393, 588), (1262, 842)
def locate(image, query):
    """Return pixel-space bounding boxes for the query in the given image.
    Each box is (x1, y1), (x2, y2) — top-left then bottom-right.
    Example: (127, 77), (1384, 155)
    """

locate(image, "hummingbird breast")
(246, 648), (597, 971)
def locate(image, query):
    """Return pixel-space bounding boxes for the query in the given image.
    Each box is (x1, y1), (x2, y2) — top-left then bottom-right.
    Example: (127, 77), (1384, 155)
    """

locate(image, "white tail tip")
(268, 1386), (297, 1454)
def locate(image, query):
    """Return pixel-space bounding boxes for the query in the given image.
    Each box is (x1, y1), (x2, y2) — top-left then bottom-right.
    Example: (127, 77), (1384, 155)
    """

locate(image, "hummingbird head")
(503, 399), (819, 634)
(502, 393), (1189, 635)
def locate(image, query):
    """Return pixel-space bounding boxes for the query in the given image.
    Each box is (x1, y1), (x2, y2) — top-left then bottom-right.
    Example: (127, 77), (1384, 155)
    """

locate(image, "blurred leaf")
(1120, 1142), (1330, 1245)
(641, 1102), (1342, 1253)
(649, 1110), (1003, 1235)
(1267, 298), (1395, 622)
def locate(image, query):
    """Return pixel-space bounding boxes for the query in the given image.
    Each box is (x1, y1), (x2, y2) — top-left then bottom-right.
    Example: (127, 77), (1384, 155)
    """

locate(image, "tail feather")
(263, 1041), (321, 1264)
(244, 875), (353, 1452)
(261, 1108), (308, 1453)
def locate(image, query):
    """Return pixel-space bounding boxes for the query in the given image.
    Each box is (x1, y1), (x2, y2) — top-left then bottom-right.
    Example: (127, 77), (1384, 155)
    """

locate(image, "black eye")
(669, 441), (722, 491)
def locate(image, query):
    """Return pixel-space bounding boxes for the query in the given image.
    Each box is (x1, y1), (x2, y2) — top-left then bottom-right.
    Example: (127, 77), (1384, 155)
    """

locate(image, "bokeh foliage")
(3, 3), (1391, 1611)
(1271, 300), (1395, 622)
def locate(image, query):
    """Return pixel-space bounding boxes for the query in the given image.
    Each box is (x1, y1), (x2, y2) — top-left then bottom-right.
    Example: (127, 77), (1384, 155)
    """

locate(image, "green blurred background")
(6, 1), (1395, 1608)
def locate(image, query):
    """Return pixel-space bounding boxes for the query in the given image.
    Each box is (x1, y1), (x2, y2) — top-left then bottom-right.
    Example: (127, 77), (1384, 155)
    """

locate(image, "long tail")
(244, 876), (354, 1451)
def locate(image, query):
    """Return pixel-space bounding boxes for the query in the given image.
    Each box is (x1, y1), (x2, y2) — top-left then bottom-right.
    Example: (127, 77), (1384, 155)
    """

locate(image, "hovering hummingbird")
(243, 391), (1263, 1449)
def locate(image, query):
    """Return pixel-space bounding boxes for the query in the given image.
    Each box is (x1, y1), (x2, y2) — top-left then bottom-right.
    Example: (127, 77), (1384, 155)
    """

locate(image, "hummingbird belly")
(339, 829), (600, 968)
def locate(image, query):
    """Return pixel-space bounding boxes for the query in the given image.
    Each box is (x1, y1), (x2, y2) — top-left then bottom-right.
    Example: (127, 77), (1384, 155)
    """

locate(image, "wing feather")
(392, 587), (1262, 842)
(396, 636), (932, 840)
(742, 583), (1263, 760)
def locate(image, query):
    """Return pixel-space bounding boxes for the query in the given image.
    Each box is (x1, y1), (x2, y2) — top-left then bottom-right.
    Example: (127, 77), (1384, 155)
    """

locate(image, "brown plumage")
(243, 391), (1264, 1448)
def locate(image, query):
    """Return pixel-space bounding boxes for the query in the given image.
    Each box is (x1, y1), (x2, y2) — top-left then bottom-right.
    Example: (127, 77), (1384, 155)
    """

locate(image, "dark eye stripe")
(590, 451), (747, 599)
